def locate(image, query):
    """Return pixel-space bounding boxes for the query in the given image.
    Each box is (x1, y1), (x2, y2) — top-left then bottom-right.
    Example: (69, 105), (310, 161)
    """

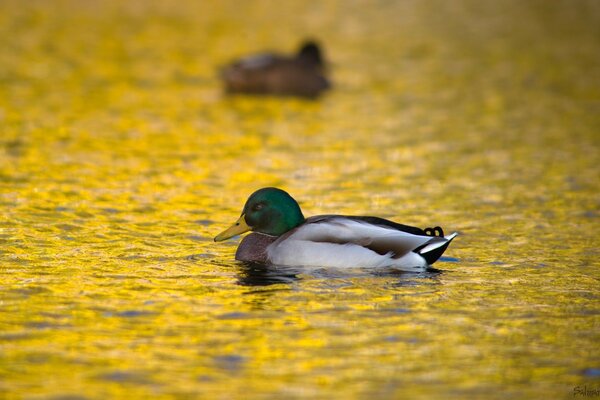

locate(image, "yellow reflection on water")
(1, 0), (599, 399)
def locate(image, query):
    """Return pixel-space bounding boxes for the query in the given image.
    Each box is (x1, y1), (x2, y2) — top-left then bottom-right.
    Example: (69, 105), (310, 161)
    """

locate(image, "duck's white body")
(263, 217), (457, 271)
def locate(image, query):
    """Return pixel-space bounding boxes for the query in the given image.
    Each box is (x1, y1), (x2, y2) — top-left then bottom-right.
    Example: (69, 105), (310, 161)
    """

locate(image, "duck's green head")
(214, 187), (305, 241)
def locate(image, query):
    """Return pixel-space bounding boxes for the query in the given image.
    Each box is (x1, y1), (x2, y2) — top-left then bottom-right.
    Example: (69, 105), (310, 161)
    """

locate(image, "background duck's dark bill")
(214, 215), (251, 242)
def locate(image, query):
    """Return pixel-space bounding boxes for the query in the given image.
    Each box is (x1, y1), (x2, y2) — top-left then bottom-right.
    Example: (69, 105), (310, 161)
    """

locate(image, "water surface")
(1, 1), (599, 399)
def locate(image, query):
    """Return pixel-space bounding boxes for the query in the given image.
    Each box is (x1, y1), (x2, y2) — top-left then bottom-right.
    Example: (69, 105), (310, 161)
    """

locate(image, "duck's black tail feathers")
(418, 233), (458, 265)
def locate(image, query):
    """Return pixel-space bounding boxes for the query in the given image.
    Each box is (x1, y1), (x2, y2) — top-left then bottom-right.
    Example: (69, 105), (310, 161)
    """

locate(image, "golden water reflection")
(1, 0), (599, 399)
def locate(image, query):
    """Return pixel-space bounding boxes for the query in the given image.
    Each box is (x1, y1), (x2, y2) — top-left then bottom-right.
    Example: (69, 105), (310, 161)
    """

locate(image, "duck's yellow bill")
(214, 215), (251, 242)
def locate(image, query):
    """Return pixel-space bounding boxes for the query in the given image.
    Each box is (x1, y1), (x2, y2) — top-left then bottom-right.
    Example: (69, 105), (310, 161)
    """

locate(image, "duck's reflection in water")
(236, 262), (301, 286)
(236, 262), (444, 287)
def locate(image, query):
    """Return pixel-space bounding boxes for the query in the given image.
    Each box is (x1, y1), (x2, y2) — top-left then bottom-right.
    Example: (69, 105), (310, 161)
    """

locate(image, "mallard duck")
(214, 188), (457, 271)
(220, 40), (330, 98)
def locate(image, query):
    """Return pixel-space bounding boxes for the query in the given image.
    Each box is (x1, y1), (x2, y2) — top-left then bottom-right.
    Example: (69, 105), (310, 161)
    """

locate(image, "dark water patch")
(581, 210), (597, 218)
(582, 368), (600, 378)
(194, 219), (214, 226)
(101, 274), (141, 279)
(0, 200), (18, 208)
(100, 208), (121, 214)
(9, 285), (53, 296)
(383, 335), (419, 344)
(188, 235), (213, 242)
(380, 308), (411, 315)
(439, 256), (459, 262)
(2, 139), (27, 156)
(565, 176), (584, 191)
(141, 240), (165, 248)
(0, 173), (30, 183)
(118, 255), (145, 260)
(213, 355), (246, 373)
(134, 206), (157, 213)
(116, 310), (153, 317)
(577, 309), (600, 316)
(355, 308), (412, 320)
(48, 395), (89, 400)
(23, 352), (64, 364)
(117, 252), (173, 261)
(187, 253), (215, 260)
(104, 310), (156, 318)
(159, 274), (195, 279)
(383, 271), (442, 289)
(0, 331), (38, 341)
(126, 284), (154, 291)
(96, 370), (155, 385)
(135, 222), (157, 228)
(26, 321), (72, 330)
(216, 312), (251, 320)
(244, 287), (292, 296)
(30, 211), (63, 219)
(319, 279), (356, 290)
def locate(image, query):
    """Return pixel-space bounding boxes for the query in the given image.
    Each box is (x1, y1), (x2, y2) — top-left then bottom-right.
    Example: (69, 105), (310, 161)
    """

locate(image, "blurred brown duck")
(221, 40), (331, 98)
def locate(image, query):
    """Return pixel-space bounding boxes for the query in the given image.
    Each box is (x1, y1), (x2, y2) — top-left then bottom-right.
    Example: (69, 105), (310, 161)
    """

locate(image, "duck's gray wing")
(285, 216), (439, 257)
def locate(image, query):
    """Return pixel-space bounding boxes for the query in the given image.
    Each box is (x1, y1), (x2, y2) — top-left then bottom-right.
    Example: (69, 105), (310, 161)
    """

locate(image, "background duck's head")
(297, 40), (324, 68)
(214, 187), (305, 241)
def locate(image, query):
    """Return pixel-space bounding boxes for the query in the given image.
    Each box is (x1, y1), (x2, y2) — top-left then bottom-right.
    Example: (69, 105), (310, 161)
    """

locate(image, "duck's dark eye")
(252, 203), (264, 211)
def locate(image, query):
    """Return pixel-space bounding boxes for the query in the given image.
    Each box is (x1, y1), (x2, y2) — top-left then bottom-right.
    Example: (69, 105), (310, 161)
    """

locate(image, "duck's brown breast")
(235, 233), (278, 263)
